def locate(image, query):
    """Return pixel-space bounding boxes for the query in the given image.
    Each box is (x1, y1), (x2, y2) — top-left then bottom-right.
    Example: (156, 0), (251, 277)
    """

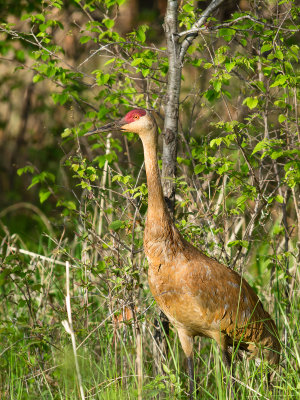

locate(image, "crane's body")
(94, 109), (280, 398)
(146, 218), (279, 364)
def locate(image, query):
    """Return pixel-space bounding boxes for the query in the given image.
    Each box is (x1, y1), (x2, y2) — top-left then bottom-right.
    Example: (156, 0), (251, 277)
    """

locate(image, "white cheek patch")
(122, 115), (151, 133)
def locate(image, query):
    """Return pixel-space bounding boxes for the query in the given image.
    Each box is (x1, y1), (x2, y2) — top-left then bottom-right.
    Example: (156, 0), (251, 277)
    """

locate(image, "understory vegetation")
(0, 0), (299, 398)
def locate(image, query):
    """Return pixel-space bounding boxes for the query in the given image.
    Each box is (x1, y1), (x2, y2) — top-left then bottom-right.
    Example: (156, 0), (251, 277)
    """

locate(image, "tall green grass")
(1, 241), (299, 400)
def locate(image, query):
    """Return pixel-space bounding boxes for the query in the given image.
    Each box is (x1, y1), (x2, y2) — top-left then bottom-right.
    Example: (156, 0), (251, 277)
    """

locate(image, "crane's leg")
(187, 355), (194, 399)
(220, 348), (235, 400)
(222, 349), (231, 369)
(222, 348), (237, 399)
(177, 329), (194, 400)
(214, 334), (236, 398)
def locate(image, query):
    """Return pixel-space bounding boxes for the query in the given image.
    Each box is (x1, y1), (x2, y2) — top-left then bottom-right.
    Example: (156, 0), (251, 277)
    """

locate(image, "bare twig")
(7, 246), (78, 268)
(179, 0), (225, 62)
(62, 261), (85, 400)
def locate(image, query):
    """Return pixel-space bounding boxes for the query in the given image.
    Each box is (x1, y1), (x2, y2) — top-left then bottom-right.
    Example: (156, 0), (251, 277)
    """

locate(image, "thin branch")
(7, 246), (78, 268)
(179, 0), (225, 62)
(177, 14), (296, 38)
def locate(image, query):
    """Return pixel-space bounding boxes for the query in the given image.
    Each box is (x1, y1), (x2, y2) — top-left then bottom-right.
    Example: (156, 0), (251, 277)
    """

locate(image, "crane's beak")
(84, 118), (127, 137)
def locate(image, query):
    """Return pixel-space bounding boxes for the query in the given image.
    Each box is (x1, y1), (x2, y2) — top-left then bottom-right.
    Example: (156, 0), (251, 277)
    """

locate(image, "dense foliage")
(0, 0), (299, 398)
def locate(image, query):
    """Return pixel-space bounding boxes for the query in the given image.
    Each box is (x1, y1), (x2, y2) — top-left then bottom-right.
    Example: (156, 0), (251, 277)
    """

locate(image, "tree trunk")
(162, 0), (181, 215)
(153, 2), (182, 370)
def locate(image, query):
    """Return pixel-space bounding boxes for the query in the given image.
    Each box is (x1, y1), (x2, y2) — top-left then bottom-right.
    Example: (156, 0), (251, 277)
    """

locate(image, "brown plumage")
(96, 109), (280, 398)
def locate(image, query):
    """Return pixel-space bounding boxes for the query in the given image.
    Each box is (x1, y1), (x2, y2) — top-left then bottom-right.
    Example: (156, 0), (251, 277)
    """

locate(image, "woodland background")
(0, 0), (299, 399)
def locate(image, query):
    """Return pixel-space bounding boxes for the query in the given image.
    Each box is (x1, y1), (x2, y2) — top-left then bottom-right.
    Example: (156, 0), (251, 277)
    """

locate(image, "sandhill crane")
(93, 109), (280, 398)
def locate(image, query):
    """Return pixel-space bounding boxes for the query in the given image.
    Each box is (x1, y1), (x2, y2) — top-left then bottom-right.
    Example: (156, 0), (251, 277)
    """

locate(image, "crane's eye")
(133, 114), (140, 120)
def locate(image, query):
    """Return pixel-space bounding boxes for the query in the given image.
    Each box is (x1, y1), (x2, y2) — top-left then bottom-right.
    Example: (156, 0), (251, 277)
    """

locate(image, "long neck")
(140, 129), (169, 221)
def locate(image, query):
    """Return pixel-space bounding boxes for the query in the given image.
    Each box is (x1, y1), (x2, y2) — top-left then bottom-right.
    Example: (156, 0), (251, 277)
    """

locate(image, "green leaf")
(33, 74), (44, 83)
(227, 240), (249, 249)
(177, 157), (191, 166)
(35, 13), (45, 22)
(104, 58), (115, 66)
(96, 261), (107, 273)
(194, 164), (205, 174)
(93, 71), (110, 86)
(136, 26), (146, 43)
(278, 114), (286, 123)
(131, 58), (143, 67)
(103, 19), (114, 29)
(57, 200), (76, 211)
(109, 220), (125, 231)
(270, 74), (287, 88)
(275, 49), (283, 60)
(95, 155), (105, 168)
(213, 80), (222, 92)
(204, 89), (218, 102)
(21, 13), (31, 21)
(203, 62), (212, 70)
(218, 28), (235, 42)
(15, 50), (25, 62)
(182, 3), (194, 12)
(39, 23), (47, 32)
(274, 100), (286, 108)
(225, 61), (235, 72)
(252, 139), (268, 154)
(240, 38), (247, 47)
(28, 171), (55, 189)
(210, 137), (223, 147)
(80, 36), (91, 44)
(62, 128), (72, 138)
(17, 166), (34, 176)
(52, 92), (68, 105)
(273, 224), (284, 235)
(53, 0), (63, 8)
(261, 43), (272, 53)
(243, 97), (258, 110)
(68, 201), (76, 210)
(215, 53), (226, 65)
(270, 150), (283, 160)
(39, 189), (51, 204)
(275, 195), (284, 203)
(162, 363), (170, 374)
(217, 161), (232, 175)
(141, 68), (150, 77)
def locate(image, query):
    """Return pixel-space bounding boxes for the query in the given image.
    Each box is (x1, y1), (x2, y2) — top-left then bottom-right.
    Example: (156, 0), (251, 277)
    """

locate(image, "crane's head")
(86, 109), (156, 139)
